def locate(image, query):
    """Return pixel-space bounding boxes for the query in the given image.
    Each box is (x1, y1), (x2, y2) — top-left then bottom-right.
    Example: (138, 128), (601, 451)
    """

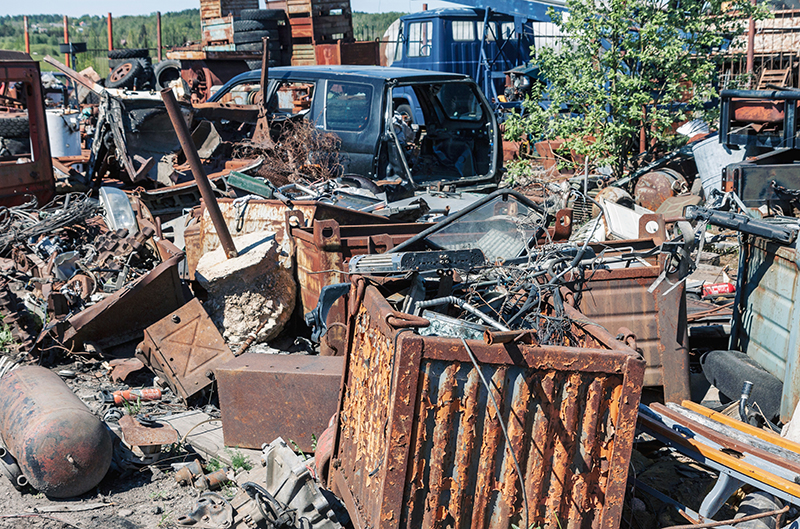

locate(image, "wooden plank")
(161, 410), (262, 467)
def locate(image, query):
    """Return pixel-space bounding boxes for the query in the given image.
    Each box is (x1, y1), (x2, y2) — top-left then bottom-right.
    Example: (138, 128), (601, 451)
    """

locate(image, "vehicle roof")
(226, 66), (472, 85)
(400, 7), (515, 21)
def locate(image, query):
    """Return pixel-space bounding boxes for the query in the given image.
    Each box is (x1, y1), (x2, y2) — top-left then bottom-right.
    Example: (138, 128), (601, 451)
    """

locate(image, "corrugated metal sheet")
(331, 283), (645, 529)
(732, 234), (800, 422)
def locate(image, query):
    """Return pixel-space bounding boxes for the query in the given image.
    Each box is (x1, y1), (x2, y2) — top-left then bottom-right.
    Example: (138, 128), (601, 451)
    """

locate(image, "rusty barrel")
(0, 366), (112, 497)
(634, 168), (688, 211)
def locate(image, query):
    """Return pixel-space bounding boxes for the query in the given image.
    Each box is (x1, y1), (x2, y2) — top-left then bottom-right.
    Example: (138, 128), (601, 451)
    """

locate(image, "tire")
(0, 115), (29, 138)
(233, 19), (276, 32)
(0, 137), (28, 157)
(108, 48), (149, 60)
(154, 59), (182, 91)
(138, 59), (155, 89)
(233, 30), (280, 44)
(395, 103), (414, 125)
(240, 9), (285, 21)
(701, 350), (783, 421)
(107, 60), (144, 89)
(236, 42), (281, 54)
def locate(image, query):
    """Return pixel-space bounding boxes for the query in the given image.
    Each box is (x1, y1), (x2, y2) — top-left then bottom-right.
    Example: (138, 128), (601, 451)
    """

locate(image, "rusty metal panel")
(138, 297), (235, 400)
(64, 253), (187, 349)
(571, 260), (690, 403)
(200, 0), (258, 20)
(331, 284), (645, 529)
(215, 353), (343, 452)
(0, 59), (55, 207)
(731, 235), (800, 423)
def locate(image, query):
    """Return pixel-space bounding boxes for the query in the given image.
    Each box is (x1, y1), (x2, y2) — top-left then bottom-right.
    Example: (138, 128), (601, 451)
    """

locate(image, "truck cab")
(386, 8), (537, 110)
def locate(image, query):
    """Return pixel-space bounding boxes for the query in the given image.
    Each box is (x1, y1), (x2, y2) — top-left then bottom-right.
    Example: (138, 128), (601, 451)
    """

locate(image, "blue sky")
(6, 0), (461, 17)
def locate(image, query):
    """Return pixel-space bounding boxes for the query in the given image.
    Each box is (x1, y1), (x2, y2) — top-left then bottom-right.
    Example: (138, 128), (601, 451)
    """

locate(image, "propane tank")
(0, 366), (112, 497)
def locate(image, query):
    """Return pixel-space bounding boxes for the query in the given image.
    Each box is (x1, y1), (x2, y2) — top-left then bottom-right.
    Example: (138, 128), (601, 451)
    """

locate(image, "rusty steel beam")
(63, 16), (70, 68)
(161, 87), (238, 258)
(156, 12), (162, 61)
(23, 17), (29, 54)
(107, 13), (113, 52)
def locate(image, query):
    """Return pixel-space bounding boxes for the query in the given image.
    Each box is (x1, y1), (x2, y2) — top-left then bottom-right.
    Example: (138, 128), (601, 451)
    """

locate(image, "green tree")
(505, 0), (767, 177)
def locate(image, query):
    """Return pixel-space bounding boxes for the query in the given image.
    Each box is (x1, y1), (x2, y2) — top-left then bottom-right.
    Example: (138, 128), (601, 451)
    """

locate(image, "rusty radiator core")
(330, 284), (645, 529)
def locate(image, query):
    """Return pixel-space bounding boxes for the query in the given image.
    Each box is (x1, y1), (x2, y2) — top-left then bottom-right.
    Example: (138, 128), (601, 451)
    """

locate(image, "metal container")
(292, 219), (431, 355)
(215, 353), (343, 452)
(731, 234), (800, 422)
(45, 108), (80, 157)
(330, 282), (645, 529)
(692, 133), (750, 195)
(570, 239), (690, 403)
(0, 366), (112, 497)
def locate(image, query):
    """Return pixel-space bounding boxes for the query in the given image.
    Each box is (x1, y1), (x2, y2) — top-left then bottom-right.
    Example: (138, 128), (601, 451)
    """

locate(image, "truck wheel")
(107, 60), (144, 89)
(107, 48), (149, 60)
(395, 103), (414, 125)
(233, 20), (276, 32)
(233, 30), (280, 44)
(154, 60), (182, 91)
(240, 9), (285, 21)
(0, 115), (29, 138)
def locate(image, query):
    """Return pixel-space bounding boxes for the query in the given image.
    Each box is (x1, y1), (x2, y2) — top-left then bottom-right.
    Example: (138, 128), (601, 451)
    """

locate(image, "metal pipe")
(746, 0), (756, 82)
(107, 13), (113, 52)
(413, 296), (510, 331)
(63, 16), (70, 69)
(739, 380), (754, 422)
(23, 17), (29, 54)
(721, 88), (800, 99)
(161, 87), (238, 259)
(662, 504), (788, 529)
(156, 12), (162, 61)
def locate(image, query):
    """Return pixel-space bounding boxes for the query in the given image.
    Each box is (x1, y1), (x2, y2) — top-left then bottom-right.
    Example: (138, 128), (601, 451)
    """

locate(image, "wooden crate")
(200, 0), (259, 20)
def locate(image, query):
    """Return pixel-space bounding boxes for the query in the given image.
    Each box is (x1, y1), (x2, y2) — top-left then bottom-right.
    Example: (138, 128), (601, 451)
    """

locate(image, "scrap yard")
(2, 0), (800, 527)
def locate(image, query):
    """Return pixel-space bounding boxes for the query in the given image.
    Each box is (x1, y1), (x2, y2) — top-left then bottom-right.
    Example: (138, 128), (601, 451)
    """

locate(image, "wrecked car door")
(310, 79), (381, 178)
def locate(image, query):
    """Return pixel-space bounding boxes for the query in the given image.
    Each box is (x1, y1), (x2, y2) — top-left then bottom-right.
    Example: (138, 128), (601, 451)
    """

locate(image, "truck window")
(433, 83), (483, 121)
(216, 81), (261, 105)
(408, 21), (432, 58)
(273, 82), (315, 116)
(325, 82), (372, 132)
(452, 21), (475, 42)
(479, 22), (498, 42)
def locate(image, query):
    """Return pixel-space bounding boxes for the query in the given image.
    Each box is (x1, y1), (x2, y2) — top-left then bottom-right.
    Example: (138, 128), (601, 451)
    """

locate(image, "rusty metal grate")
(331, 283), (645, 529)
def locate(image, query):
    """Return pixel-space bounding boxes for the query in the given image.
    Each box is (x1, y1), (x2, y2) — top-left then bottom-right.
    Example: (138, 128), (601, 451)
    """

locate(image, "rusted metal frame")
(43, 55), (104, 95)
(561, 301), (637, 353)
(377, 332), (424, 529)
(600, 354), (646, 528)
(654, 276), (690, 403)
(420, 339), (639, 374)
(161, 87), (238, 259)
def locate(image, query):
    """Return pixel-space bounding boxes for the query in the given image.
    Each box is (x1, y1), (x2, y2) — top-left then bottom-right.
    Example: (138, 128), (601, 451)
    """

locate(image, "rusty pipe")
(161, 87), (238, 258)
(156, 12), (162, 62)
(0, 366), (112, 497)
(107, 13), (113, 52)
(23, 17), (30, 55)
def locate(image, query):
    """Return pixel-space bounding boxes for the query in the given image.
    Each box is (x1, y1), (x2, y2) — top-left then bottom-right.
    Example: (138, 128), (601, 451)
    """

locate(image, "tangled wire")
(233, 119), (344, 187)
(0, 193), (101, 256)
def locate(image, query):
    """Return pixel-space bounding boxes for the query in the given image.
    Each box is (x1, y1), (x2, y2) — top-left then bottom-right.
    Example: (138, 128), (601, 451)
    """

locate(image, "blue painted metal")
(731, 235), (800, 423)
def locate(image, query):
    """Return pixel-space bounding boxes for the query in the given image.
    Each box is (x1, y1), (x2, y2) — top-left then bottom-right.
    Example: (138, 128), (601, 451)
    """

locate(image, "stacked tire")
(235, 9), (285, 67)
(0, 113), (30, 158)
(107, 49), (154, 90)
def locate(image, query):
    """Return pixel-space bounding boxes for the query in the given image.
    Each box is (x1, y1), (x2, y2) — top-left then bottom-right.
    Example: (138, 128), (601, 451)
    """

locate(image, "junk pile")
(4, 46), (800, 529)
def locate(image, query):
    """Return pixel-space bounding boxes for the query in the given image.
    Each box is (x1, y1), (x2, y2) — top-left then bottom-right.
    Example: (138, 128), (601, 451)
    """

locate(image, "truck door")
(314, 79), (381, 178)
